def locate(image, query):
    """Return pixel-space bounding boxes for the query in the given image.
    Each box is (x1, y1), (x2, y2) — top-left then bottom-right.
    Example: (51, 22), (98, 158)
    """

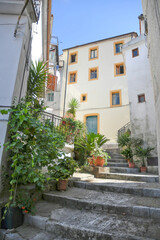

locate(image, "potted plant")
(120, 146), (133, 163)
(48, 153), (78, 191)
(134, 146), (154, 172)
(74, 132), (109, 165)
(90, 140), (110, 167)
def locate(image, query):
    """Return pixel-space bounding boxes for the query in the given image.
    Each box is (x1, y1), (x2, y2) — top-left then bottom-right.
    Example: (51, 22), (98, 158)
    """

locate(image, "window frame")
(69, 51), (78, 64)
(114, 62), (126, 77)
(89, 46), (99, 61)
(88, 67), (99, 81)
(138, 94), (145, 103)
(81, 93), (88, 102)
(132, 48), (139, 58)
(110, 90), (122, 107)
(84, 113), (100, 133)
(68, 71), (77, 84)
(113, 40), (124, 55)
(47, 92), (54, 102)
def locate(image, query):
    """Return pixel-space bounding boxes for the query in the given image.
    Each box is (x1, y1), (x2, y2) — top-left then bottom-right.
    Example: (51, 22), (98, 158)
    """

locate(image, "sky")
(51, 0), (143, 54)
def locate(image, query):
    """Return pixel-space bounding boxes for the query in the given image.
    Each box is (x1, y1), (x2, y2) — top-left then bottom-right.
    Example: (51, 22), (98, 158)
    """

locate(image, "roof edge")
(62, 32), (138, 51)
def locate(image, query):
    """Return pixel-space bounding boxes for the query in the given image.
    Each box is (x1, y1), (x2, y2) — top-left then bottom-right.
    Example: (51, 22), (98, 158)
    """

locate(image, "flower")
(21, 206), (25, 209)
(24, 210), (28, 213)
(33, 198), (36, 201)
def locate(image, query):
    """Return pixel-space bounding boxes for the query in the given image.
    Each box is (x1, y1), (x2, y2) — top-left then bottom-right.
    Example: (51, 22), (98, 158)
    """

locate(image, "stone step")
(109, 167), (140, 173)
(95, 172), (159, 183)
(74, 181), (160, 198)
(43, 187), (160, 220)
(24, 200), (160, 239)
(107, 162), (128, 167)
(107, 159), (127, 163)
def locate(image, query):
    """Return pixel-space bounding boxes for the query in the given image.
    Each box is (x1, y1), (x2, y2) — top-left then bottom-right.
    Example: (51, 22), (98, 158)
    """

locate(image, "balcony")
(0, 0), (40, 22)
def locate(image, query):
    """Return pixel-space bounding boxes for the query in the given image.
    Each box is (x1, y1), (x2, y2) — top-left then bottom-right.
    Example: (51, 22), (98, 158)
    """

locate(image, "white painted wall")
(31, 11), (42, 63)
(142, 0), (160, 178)
(123, 35), (157, 157)
(60, 34), (136, 142)
(0, 2), (38, 191)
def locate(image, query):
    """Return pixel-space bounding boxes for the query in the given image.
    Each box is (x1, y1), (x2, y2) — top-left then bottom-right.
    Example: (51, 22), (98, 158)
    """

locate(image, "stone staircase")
(95, 149), (159, 183)
(1, 175), (160, 240)
(1, 148), (160, 239)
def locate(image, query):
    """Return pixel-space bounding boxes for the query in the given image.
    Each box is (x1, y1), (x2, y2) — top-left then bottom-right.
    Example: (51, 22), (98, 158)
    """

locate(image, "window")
(69, 51), (78, 64)
(138, 94), (145, 103)
(47, 92), (54, 102)
(81, 94), (87, 102)
(89, 46), (99, 60)
(114, 41), (124, 55)
(89, 67), (98, 80)
(110, 90), (122, 107)
(68, 71), (77, 84)
(132, 48), (139, 58)
(114, 63), (125, 76)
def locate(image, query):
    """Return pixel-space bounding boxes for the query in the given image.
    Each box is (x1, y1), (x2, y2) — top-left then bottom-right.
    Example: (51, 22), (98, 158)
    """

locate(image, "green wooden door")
(86, 116), (97, 134)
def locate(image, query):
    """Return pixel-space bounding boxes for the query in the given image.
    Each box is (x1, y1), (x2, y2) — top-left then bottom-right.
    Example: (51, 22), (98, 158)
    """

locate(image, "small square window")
(132, 48), (139, 58)
(138, 94), (145, 103)
(81, 94), (87, 102)
(90, 49), (97, 59)
(47, 92), (54, 101)
(89, 46), (99, 60)
(71, 54), (76, 63)
(69, 51), (78, 64)
(114, 41), (124, 55)
(110, 90), (122, 107)
(90, 69), (97, 79)
(68, 71), (77, 84)
(89, 67), (98, 80)
(114, 63), (125, 76)
(116, 43), (123, 53)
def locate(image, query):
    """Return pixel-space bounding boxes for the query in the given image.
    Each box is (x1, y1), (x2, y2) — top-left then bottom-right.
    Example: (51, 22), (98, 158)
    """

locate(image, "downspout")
(63, 50), (69, 117)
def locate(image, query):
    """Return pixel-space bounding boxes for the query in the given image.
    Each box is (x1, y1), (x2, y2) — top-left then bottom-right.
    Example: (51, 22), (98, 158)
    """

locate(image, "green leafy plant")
(67, 98), (80, 118)
(120, 147), (133, 161)
(0, 99), (65, 211)
(27, 60), (48, 100)
(91, 140), (110, 164)
(134, 146), (154, 166)
(118, 131), (131, 148)
(74, 132), (109, 166)
(16, 191), (37, 215)
(48, 153), (78, 181)
(75, 132), (109, 156)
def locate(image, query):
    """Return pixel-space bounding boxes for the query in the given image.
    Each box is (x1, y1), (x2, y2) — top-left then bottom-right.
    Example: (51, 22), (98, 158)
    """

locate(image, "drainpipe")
(63, 50), (69, 117)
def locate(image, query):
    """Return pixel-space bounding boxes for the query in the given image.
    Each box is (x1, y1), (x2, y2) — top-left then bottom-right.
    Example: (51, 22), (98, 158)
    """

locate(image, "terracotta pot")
(93, 156), (105, 167)
(57, 179), (68, 191)
(129, 162), (135, 168)
(140, 166), (147, 172)
(126, 159), (130, 163)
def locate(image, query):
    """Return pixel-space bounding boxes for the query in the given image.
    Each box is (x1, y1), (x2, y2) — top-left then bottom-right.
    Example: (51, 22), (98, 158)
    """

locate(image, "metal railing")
(118, 122), (131, 137)
(40, 111), (75, 138)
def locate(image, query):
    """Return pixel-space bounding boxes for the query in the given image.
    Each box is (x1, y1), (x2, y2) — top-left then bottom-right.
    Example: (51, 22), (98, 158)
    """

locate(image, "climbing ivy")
(0, 99), (65, 205)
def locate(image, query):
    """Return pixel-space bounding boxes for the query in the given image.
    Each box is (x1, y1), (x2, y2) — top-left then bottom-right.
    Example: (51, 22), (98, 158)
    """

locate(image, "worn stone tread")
(23, 201), (160, 239)
(74, 181), (160, 198)
(43, 187), (160, 209)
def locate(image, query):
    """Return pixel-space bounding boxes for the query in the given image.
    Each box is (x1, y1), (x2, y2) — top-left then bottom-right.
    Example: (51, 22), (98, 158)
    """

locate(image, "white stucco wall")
(123, 35), (157, 156)
(60, 34), (136, 142)
(142, 0), (160, 177)
(31, 6), (42, 63)
(0, 14), (31, 191)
